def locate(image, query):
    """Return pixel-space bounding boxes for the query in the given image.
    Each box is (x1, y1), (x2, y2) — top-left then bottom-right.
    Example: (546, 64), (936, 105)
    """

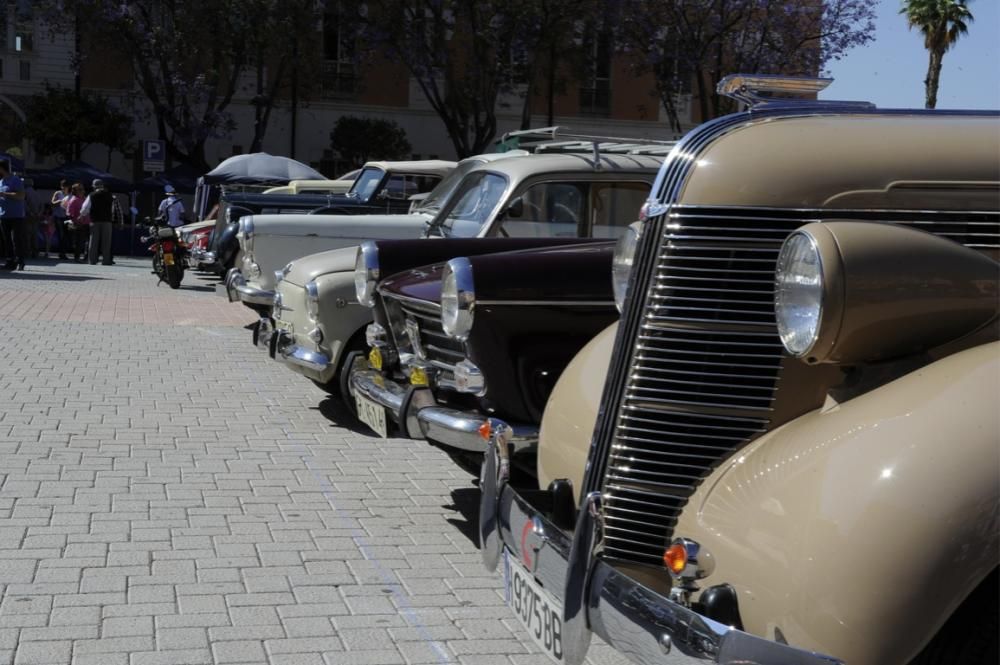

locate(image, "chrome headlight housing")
(774, 232), (824, 357)
(238, 217), (255, 254)
(441, 257), (474, 340)
(355, 241), (379, 307)
(612, 221), (642, 313)
(305, 280), (320, 322)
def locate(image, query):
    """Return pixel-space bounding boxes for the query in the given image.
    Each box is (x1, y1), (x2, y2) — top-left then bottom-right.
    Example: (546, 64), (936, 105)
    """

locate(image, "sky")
(823, 0), (1000, 109)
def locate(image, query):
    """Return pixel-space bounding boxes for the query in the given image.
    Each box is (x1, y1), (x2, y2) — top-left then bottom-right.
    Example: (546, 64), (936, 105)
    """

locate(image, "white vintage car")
(260, 148), (666, 402)
(224, 160), (456, 309)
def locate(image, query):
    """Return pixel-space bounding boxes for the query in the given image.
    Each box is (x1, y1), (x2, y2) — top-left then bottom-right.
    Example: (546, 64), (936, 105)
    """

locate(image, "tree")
(617, 1), (878, 125)
(356, 1), (544, 157)
(40, 1), (251, 171)
(23, 86), (134, 168)
(330, 117), (412, 168)
(901, 0), (974, 109)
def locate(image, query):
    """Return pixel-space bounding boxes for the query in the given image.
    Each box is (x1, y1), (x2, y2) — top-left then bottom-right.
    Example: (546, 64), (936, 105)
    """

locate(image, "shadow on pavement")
(445, 486), (482, 547)
(315, 395), (377, 436)
(0, 272), (108, 282)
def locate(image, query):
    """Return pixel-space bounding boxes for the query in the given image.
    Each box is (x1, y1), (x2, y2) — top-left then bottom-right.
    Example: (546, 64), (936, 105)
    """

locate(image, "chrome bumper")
(191, 249), (216, 267)
(224, 268), (274, 305)
(478, 423), (843, 665)
(270, 329), (331, 373)
(348, 368), (537, 452)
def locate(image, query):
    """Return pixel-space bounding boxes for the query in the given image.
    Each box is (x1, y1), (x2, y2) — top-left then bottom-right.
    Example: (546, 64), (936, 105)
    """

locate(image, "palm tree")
(900, 0), (975, 109)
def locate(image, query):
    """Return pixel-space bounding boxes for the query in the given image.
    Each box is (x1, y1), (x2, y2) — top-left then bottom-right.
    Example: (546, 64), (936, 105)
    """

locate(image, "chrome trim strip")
(476, 300), (615, 307)
(377, 291), (443, 312)
(235, 284), (276, 306)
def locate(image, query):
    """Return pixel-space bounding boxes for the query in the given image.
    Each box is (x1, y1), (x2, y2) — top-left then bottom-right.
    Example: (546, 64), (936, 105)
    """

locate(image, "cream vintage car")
(478, 75), (999, 665)
(253, 151), (526, 384)
(225, 160), (455, 308)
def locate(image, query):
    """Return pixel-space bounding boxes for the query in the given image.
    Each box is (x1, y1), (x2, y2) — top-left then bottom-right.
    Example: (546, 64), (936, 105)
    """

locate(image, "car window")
(434, 172), (508, 237)
(349, 167), (385, 201)
(590, 182), (650, 238)
(417, 160), (480, 214)
(382, 174), (442, 200)
(500, 182), (587, 238)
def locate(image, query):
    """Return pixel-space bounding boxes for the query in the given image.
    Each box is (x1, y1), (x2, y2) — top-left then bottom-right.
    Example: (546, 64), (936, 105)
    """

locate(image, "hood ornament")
(717, 74), (874, 111)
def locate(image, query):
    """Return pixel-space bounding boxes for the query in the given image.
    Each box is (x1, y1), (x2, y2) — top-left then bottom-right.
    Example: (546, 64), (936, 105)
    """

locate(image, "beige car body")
(536, 111), (999, 664)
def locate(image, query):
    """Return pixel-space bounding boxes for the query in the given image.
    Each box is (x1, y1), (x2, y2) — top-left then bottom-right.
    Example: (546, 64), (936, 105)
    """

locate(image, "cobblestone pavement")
(0, 259), (631, 665)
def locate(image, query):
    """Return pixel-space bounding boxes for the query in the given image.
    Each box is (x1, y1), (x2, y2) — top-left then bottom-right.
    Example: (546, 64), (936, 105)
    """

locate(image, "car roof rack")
(717, 74), (875, 111)
(500, 127), (677, 163)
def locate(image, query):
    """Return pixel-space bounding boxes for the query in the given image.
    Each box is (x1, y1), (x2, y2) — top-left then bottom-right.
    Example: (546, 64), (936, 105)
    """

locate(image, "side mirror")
(505, 197), (524, 219)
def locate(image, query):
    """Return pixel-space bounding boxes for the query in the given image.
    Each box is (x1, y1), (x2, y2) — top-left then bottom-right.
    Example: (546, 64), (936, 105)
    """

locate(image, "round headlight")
(305, 281), (320, 322)
(612, 221), (642, 313)
(355, 242), (379, 307)
(441, 257), (474, 340)
(775, 232), (824, 357)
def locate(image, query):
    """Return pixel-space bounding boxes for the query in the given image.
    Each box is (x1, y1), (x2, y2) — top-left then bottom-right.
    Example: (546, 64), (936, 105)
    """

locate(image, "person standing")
(0, 159), (28, 271)
(52, 180), (71, 260)
(81, 179), (122, 266)
(157, 185), (186, 227)
(63, 183), (88, 263)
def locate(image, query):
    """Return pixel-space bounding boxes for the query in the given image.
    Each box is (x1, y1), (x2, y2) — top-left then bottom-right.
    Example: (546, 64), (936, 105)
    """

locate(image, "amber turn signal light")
(663, 542), (687, 575)
(478, 421), (492, 441)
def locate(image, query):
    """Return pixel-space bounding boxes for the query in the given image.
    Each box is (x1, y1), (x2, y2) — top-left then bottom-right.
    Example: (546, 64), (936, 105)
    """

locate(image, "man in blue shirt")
(0, 159), (27, 270)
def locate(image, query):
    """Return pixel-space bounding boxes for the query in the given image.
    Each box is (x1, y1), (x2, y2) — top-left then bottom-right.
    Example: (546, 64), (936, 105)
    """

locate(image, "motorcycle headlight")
(774, 232), (823, 357)
(305, 280), (320, 322)
(612, 221), (642, 313)
(355, 241), (379, 307)
(441, 257), (474, 341)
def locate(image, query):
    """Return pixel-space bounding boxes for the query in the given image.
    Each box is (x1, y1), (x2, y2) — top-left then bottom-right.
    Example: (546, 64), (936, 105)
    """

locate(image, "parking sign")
(143, 139), (166, 172)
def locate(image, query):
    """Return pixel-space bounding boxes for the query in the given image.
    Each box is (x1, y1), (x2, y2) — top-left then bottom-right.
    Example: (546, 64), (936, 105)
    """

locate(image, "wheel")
(152, 253), (163, 277)
(909, 568), (998, 665)
(166, 264), (183, 289)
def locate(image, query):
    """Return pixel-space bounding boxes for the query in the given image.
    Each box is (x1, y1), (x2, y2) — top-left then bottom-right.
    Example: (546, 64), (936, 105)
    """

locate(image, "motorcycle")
(141, 216), (186, 289)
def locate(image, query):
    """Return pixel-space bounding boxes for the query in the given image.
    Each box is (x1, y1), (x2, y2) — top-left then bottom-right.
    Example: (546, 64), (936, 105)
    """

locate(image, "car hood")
(283, 246), (359, 286)
(250, 212), (430, 238)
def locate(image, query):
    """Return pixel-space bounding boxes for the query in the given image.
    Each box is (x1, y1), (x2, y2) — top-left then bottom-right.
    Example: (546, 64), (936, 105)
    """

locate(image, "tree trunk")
(925, 48), (943, 109)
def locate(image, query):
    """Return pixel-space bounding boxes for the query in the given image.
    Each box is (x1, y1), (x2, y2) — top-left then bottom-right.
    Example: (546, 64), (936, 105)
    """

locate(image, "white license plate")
(355, 393), (388, 438)
(504, 550), (564, 662)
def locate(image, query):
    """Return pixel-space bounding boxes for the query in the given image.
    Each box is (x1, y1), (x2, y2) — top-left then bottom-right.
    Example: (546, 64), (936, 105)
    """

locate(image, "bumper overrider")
(253, 318), (331, 374)
(347, 367), (537, 453)
(224, 268), (275, 305)
(478, 423), (842, 665)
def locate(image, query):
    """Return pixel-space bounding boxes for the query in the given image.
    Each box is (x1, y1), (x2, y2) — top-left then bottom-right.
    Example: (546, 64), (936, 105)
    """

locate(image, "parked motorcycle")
(141, 216), (186, 289)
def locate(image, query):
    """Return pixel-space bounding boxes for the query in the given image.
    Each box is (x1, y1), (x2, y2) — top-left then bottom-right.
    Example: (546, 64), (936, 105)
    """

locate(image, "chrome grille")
(599, 205), (1000, 566)
(381, 295), (465, 375)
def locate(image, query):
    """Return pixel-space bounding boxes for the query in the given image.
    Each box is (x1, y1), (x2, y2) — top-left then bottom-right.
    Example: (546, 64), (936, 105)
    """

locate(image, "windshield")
(415, 160), (480, 215)
(427, 172), (508, 238)
(347, 167), (385, 201)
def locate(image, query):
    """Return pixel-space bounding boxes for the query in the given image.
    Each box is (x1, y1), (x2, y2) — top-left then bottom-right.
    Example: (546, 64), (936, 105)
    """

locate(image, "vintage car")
(196, 190), (344, 274)
(477, 75), (999, 665)
(261, 147), (666, 412)
(350, 239), (618, 448)
(226, 159), (455, 310)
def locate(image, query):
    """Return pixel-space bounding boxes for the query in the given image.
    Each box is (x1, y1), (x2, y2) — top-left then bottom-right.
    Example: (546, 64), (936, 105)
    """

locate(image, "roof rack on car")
(501, 127), (677, 165)
(717, 74), (875, 111)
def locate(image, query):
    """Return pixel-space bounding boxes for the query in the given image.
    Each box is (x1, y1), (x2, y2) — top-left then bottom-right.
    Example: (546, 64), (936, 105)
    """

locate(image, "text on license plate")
(504, 550), (563, 662)
(355, 393), (387, 438)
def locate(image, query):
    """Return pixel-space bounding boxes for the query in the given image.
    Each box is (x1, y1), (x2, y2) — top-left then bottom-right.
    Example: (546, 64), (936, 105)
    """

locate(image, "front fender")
(676, 342), (1000, 665)
(315, 271), (372, 373)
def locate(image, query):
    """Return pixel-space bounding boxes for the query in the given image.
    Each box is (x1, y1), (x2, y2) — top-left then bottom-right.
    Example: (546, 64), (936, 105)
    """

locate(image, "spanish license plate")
(355, 393), (388, 438)
(504, 549), (564, 662)
(163, 253), (174, 265)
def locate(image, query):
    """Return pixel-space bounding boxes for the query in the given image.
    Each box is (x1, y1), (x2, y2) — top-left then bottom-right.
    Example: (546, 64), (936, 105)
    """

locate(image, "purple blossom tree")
(616, 0), (878, 129)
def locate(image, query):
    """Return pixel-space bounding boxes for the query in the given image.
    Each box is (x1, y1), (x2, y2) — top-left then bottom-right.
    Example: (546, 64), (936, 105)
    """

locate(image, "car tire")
(909, 568), (998, 665)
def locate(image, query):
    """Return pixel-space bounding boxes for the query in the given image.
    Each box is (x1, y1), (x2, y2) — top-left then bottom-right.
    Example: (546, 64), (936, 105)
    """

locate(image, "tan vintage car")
(478, 75), (999, 665)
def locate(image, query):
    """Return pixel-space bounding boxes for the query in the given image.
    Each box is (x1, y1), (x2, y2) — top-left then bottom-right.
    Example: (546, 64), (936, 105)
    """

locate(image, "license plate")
(163, 253), (174, 265)
(504, 550), (563, 662)
(355, 393), (388, 438)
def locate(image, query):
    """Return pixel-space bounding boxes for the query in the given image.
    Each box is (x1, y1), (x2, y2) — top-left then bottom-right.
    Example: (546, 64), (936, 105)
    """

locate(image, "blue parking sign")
(143, 140), (166, 172)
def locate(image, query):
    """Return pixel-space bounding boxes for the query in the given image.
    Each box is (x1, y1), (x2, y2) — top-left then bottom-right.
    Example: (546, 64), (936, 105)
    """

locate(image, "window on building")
(19, 61), (30, 81)
(14, 0), (33, 52)
(579, 29), (612, 116)
(322, 4), (356, 98)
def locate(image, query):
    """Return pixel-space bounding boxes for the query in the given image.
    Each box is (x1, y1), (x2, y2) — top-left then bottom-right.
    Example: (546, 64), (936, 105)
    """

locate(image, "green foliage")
(330, 116), (412, 168)
(900, 0), (975, 107)
(23, 86), (134, 163)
